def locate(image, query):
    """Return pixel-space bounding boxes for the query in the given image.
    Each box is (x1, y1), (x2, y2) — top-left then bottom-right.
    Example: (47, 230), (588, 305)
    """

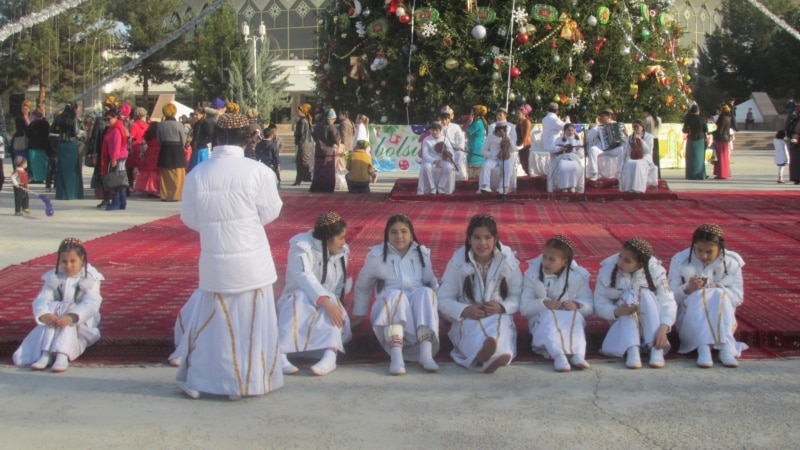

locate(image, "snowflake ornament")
(567, 94), (580, 108)
(420, 22), (438, 38)
(355, 21), (366, 38)
(571, 40), (587, 55)
(512, 7), (528, 26)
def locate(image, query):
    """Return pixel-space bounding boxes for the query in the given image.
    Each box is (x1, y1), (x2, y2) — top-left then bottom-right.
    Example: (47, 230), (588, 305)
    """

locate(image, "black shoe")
(96, 200), (110, 209)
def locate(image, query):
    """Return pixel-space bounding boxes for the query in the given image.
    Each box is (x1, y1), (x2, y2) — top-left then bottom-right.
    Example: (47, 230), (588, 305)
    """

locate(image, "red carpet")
(389, 175), (677, 202)
(1, 190), (799, 365)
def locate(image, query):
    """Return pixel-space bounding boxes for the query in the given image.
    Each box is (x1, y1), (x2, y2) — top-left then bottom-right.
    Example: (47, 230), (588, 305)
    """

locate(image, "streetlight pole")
(242, 20), (267, 104)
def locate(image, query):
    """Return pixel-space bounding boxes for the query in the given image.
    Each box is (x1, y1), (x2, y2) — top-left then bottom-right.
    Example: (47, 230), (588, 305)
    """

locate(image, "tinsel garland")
(0, 0), (92, 43)
(744, 0), (800, 43)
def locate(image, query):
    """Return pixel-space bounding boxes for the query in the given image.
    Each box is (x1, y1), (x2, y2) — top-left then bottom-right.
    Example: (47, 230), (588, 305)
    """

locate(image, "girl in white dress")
(774, 130), (789, 183)
(594, 238), (676, 369)
(13, 238), (104, 373)
(277, 212), (352, 376)
(668, 224), (747, 368)
(520, 234), (594, 372)
(437, 214), (523, 373)
(546, 123), (585, 193)
(353, 214), (440, 375)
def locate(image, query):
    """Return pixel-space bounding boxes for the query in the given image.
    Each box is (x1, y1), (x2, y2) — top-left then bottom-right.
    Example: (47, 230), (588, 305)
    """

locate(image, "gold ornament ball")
(445, 58), (459, 70)
(576, 86), (584, 94)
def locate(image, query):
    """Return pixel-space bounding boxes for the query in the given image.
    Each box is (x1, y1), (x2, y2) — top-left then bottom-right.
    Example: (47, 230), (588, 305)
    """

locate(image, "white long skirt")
(370, 287), (439, 361)
(619, 160), (649, 193)
(448, 313), (517, 369)
(677, 287), (748, 356)
(530, 309), (587, 359)
(601, 288), (666, 357)
(277, 289), (352, 355)
(175, 287), (284, 397)
(13, 302), (101, 365)
(170, 289), (202, 362)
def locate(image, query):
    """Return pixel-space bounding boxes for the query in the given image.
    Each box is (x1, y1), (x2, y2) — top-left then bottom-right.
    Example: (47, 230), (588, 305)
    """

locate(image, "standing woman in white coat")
(353, 214), (440, 375)
(176, 112), (283, 401)
(594, 238), (676, 370)
(520, 234), (593, 372)
(668, 224), (747, 368)
(277, 212), (352, 376)
(437, 214), (523, 373)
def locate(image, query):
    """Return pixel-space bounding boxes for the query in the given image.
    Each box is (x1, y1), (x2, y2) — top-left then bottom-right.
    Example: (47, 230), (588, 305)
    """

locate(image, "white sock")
(320, 349), (337, 366)
(779, 167), (785, 180)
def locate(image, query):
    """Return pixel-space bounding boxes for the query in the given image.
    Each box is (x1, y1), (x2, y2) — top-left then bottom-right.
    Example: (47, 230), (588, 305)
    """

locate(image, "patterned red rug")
(389, 175), (677, 202)
(1, 190), (799, 365)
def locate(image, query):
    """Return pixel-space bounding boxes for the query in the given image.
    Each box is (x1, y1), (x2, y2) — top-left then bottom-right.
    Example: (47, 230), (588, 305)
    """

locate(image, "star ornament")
(420, 22), (438, 38)
(567, 94), (580, 107)
(512, 7), (529, 25)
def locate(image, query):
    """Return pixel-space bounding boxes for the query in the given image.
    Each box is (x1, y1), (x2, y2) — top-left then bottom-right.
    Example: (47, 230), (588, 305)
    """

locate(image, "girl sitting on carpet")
(13, 238), (104, 373)
(520, 234), (594, 372)
(668, 224), (747, 368)
(437, 213), (522, 373)
(594, 237), (676, 369)
(277, 212), (352, 376)
(352, 214), (440, 375)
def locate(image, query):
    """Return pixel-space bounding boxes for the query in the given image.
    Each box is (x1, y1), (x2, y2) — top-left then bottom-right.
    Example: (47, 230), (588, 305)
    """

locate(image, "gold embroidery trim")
(216, 293), (243, 396)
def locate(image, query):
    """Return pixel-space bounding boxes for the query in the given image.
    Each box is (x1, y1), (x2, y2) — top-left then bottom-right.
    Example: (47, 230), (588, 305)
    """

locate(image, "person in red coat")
(100, 108), (129, 210)
(128, 107), (149, 192)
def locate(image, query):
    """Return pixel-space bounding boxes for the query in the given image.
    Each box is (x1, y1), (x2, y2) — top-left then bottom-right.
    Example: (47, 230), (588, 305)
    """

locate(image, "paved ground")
(1, 138), (798, 449)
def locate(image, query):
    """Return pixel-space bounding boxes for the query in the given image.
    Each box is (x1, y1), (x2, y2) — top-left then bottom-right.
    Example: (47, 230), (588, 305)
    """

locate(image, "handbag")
(102, 165), (129, 191)
(12, 135), (28, 151)
(84, 152), (97, 167)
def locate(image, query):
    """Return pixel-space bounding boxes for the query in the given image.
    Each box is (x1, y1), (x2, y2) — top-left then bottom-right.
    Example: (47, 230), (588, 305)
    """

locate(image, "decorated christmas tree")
(314, 0), (692, 124)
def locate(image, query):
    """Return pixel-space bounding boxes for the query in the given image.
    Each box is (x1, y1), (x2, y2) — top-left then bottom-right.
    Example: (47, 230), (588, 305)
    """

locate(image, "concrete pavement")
(1, 140), (798, 449)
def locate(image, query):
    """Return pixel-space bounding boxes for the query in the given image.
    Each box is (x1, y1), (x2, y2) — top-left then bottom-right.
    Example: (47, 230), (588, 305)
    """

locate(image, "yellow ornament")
(419, 65), (428, 76)
(629, 83), (639, 96)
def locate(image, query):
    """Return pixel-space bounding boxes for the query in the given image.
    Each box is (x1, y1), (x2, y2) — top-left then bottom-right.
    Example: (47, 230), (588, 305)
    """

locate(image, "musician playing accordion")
(417, 122), (456, 195)
(585, 109), (627, 181)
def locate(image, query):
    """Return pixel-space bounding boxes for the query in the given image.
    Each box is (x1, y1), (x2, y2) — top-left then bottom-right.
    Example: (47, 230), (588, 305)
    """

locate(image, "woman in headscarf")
(309, 108), (341, 193)
(293, 103), (314, 186)
(682, 104), (708, 180)
(713, 104), (732, 179)
(13, 99), (32, 177)
(51, 103), (84, 200)
(157, 103), (187, 201)
(26, 109), (51, 183)
(127, 106), (148, 191)
(466, 105), (488, 176)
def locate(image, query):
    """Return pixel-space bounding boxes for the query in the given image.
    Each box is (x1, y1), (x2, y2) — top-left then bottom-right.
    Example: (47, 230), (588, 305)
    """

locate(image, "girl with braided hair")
(13, 238), (104, 373)
(437, 214), (523, 373)
(594, 237), (676, 370)
(277, 212), (352, 376)
(520, 234), (594, 372)
(668, 224), (746, 368)
(353, 214), (440, 375)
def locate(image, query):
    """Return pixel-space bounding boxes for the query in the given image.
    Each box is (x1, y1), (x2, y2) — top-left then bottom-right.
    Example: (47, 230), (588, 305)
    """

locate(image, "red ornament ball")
(399, 14), (411, 24)
(510, 67), (521, 78)
(516, 33), (529, 44)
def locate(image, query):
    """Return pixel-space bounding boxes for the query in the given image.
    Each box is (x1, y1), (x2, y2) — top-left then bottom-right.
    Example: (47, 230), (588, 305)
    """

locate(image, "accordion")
(599, 122), (625, 151)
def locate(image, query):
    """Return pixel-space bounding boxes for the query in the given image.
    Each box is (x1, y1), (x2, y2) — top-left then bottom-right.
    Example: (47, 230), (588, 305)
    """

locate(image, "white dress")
(520, 257), (593, 359)
(353, 242), (440, 361)
(277, 230), (352, 356)
(619, 132), (657, 193)
(774, 138), (789, 166)
(478, 121), (519, 193)
(175, 145), (284, 397)
(437, 245), (522, 369)
(547, 135), (585, 192)
(668, 248), (748, 356)
(13, 265), (104, 365)
(594, 254), (677, 357)
(417, 134), (455, 194)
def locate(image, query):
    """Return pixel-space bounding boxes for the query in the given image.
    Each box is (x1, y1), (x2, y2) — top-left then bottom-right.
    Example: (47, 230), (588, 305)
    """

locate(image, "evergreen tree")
(698, 0), (800, 111)
(315, 0), (691, 123)
(108, 0), (187, 110)
(0, 0), (113, 104)
(181, 4), (289, 121)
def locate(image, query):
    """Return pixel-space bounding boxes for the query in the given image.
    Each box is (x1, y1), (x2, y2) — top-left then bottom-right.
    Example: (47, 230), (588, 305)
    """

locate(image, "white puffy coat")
(181, 145), (282, 294)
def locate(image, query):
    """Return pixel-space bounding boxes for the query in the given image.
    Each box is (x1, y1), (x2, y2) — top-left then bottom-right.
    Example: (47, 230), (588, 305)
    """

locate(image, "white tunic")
(176, 145), (284, 397)
(353, 242), (440, 360)
(277, 230), (352, 355)
(13, 265), (104, 365)
(520, 257), (593, 359)
(541, 112), (569, 152)
(418, 134), (455, 194)
(437, 244), (522, 368)
(443, 122), (468, 180)
(594, 254), (677, 357)
(668, 248), (747, 356)
(479, 122), (518, 192)
(585, 123), (625, 178)
(619, 132), (656, 193)
(547, 135), (585, 192)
